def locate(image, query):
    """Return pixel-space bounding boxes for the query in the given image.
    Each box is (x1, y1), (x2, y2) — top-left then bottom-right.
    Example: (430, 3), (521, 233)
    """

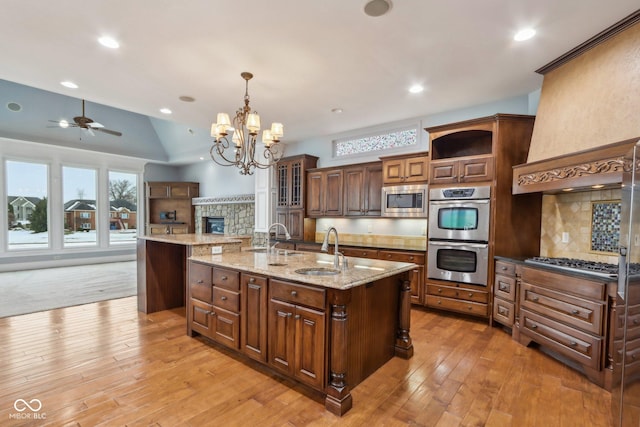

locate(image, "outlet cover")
(211, 246), (222, 254)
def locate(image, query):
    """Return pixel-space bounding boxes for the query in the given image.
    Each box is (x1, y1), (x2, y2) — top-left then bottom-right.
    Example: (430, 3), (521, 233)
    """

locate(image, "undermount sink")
(246, 248), (301, 256)
(246, 248), (267, 253)
(295, 267), (341, 276)
(268, 262), (288, 266)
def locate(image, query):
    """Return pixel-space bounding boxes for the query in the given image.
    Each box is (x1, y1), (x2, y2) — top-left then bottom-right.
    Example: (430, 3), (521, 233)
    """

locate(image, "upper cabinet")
(306, 168), (344, 217)
(343, 162), (383, 217)
(275, 155), (318, 240)
(145, 181), (199, 235)
(381, 153), (429, 185)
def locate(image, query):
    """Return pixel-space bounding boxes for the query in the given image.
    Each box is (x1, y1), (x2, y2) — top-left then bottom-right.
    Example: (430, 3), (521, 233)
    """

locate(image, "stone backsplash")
(314, 232), (427, 251)
(540, 189), (621, 264)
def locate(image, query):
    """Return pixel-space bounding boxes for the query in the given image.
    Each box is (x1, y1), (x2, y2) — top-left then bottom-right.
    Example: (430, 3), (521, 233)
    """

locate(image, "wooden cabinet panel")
(269, 299), (296, 374)
(270, 279), (326, 310)
(494, 298), (515, 326)
(459, 156), (494, 183)
(212, 307), (240, 350)
(190, 299), (213, 337)
(429, 161), (458, 185)
(404, 156), (430, 183)
(425, 295), (489, 316)
(521, 267), (606, 301)
(495, 260), (516, 276)
(382, 159), (404, 184)
(306, 169), (343, 217)
(520, 282), (604, 335)
(341, 247), (379, 258)
(382, 155), (429, 184)
(212, 267), (240, 291)
(378, 250), (424, 264)
(294, 305), (325, 389)
(189, 263), (212, 302)
(242, 274), (268, 362)
(145, 181), (198, 234)
(275, 155), (318, 241)
(147, 184), (169, 198)
(343, 162), (383, 217)
(521, 308), (602, 370)
(426, 284), (489, 303)
(171, 226), (189, 234)
(212, 287), (240, 312)
(494, 274), (516, 302)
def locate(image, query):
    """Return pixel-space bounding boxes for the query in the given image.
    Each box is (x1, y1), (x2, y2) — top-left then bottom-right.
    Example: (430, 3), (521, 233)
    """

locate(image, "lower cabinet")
(425, 281), (489, 317)
(241, 273), (268, 362)
(493, 259), (519, 329)
(268, 279), (326, 390)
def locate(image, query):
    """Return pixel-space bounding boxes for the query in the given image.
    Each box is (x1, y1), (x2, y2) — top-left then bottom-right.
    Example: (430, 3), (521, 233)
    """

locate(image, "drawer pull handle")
(221, 296), (227, 301)
(634, 319), (639, 325)
(468, 306), (473, 310)
(633, 354), (637, 360)
(295, 314), (300, 320)
(437, 300), (442, 305)
(437, 288), (443, 293)
(362, 252), (366, 256)
(455, 292), (459, 297)
(221, 276), (228, 281)
(468, 293), (474, 297)
(531, 324), (538, 329)
(287, 312), (292, 317)
(498, 307), (508, 315)
(499, 283), (508, 291)
(569, 341), (578, 347)
(409, 256), (414, 261)
(571, 309), (579, 315)
(249, 277), (256, 283)
(387, 255), (392, 259)
(501, 266), (507, 271)
(532, 296), (539, 302)
(197, 280), (204, 284)
(291, 291), (298, 297)
(210, 311), (216, 316)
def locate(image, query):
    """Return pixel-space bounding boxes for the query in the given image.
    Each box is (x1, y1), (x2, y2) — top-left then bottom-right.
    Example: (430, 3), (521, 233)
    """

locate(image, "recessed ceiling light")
(98, 36), (120, 49)
(179, 96), (196, 102)
(409, 84), (424, 94)
(199, 156), (205, 161)
(6, 102), (22, 112)
(59, 120), (69, 128)
(331, 108), (343, 114)
(60, 81), (78, 89)
(514, 28), (536, 41)
(160, 108), (172, 114)
(364, 0), (392, 17)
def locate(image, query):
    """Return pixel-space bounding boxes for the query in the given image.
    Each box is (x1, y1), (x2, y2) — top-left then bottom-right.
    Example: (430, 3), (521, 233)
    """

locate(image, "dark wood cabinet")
(145, 181), (199, 235)
(306, 168), (344, 217)
(343, 162), (383, 217)
(241, 273), (268, 363)
(275, 155), (318, 240)
(381, 153), (429, 185)
(378, 250), (425, 305)
(268, 279), (326, 389)
(429, 156), (494, 185)
(425, 282), (490, 317)
(493, 259), (519, 330)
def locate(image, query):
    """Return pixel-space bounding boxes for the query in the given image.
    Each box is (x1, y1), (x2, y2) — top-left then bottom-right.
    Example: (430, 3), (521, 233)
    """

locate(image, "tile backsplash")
(540, 189), (621, 264)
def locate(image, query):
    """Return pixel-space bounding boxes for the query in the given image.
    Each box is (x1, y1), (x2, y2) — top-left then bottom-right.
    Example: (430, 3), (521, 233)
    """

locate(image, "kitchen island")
(187, 249), (416, 416)
(136, 234), (251, 313)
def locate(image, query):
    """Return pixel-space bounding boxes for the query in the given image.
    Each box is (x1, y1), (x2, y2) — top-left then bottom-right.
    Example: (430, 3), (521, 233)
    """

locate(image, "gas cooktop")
(524, 257), (621, 278)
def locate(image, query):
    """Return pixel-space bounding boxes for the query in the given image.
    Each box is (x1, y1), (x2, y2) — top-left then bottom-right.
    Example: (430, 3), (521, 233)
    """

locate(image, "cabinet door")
(169, 184), (190, 198)
(323, 169), (343, 216)
(212, 307), (240, 350)
(294, 305), (325, 389)
(382, 159), (405, 184)
(242, 274), (268, 362)
(269, 299), (296, 375)
(364, 164), (383, 216)
(148, 225), (169, 234)
(409, 266), (424, 305)
(459, 156), (494, 183)
(277, 162), (290, 208)
(287, 209), (304, 241)
(343, 168), (365, 216)
(147, 184), (169, 198)
(429, 160), (459, 185)
(306, 171), (323, 217)
(190, 299), (213, 337)
(404, 155), (429, 183)
(289, 160), (304, 209)
(170, 226), (189, 234)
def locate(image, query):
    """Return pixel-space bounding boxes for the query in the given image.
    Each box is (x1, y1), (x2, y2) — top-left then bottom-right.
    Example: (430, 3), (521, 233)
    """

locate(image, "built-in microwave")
(381, 184), (428, 217)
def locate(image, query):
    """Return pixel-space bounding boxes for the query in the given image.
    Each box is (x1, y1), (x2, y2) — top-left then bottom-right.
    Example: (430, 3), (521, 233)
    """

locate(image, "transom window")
(334, 127), (418, 157)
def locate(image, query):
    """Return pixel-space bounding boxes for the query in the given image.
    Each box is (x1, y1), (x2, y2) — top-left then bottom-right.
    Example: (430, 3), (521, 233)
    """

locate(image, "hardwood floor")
(0, 297), (612, 426)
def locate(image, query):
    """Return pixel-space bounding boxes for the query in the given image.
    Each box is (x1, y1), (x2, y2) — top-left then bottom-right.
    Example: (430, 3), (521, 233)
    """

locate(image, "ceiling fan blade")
(95, 128), (122, 137)
(88, 122), (104, 128)
(84, 127), (95, 137)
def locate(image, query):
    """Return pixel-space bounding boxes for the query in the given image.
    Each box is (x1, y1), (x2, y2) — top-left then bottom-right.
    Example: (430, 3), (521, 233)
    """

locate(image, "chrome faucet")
(266, 223), (291, 254)
(321, 226), (348, 270)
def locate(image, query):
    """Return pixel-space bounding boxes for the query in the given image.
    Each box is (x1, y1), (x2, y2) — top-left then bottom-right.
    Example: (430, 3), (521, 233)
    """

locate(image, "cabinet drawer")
(493, 298), (515, 327)
(378, 250), (425, 264)
(426, 295), (488, 317)
(495, 260), (516, 276)
(212, 267), (240, 291)
(521, 267), (606, 301)
(494, 274), (516, 302)
(520, 282), (604, 335)
(426, 284), (488, 303)
(520, 308), (602, 370)
(342, 247), (379, 259)
(190, 298), (212, 337)
(189, 263), (212, 302)
(213, 287), (240, 313)
(270, 279), (325, 310)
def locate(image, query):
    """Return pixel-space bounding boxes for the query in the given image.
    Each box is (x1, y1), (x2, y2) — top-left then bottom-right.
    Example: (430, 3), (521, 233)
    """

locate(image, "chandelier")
(210, 72), (285, 175)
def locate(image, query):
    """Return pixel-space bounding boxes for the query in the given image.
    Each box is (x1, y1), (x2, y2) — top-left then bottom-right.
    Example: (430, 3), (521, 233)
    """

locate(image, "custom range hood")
(513, 10), (640, 194)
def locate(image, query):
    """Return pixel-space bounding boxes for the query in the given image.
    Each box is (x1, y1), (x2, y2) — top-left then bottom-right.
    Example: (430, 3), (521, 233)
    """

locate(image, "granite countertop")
(138, 233), (250, 246)
(189, 249), (416, 290)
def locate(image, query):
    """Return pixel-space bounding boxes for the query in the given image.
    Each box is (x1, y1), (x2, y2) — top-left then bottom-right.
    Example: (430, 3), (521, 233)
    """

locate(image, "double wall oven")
(427, 186), (491, 286)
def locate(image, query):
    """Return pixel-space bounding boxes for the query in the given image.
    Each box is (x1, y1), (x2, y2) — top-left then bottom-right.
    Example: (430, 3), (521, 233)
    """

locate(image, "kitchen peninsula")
(136, 234), (251, 313)
(187, 249), (416, 415)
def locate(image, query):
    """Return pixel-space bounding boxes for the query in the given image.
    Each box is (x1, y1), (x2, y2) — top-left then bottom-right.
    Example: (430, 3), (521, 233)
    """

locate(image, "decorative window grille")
(334, 127), (418, 157)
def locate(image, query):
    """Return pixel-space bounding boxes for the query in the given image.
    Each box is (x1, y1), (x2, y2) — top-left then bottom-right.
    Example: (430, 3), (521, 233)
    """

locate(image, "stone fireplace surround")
(193, 194), (257, 242)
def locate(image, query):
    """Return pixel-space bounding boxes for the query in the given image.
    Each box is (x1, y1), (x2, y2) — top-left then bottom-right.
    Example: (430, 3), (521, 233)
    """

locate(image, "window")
(63, 166), (97, 247)
(334, 127), (418, 158)
(120, 213), (129, 219)
(6, 160), (49, 250)
(109, 171), (138, 244)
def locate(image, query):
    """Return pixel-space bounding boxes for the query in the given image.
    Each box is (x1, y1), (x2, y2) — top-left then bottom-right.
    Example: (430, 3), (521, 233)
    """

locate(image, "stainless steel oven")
(427, 240), (489, 286)
(381, 184), (428, 217)
(428, 186), (490, 241)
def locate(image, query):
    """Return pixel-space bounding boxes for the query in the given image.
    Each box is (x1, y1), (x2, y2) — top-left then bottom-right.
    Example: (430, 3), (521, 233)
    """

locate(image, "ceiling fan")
(49, 99), (122, 137)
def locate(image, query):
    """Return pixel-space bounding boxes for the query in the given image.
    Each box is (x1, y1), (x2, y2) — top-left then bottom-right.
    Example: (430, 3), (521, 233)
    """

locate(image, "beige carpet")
(0, 261), (137, 318)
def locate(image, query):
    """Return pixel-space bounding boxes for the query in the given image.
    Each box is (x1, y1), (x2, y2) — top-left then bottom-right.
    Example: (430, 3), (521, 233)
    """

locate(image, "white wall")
(177, 160), (255, 197)
(144, 163), (181, 182)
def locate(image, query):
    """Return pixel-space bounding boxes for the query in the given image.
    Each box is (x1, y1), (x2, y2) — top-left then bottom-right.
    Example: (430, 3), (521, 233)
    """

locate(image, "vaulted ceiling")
(1, 1), (638, 164)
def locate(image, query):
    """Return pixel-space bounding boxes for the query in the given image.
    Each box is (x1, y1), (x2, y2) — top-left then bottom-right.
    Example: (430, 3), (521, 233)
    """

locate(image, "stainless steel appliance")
(381, 184), (428, 217)
(428, 186), (490, 241)
(427, 240), (489, 286)
(427, 185), (491, 286)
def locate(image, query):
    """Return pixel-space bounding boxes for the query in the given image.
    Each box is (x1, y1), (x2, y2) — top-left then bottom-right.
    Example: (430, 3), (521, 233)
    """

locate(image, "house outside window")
(81, 223), (91, 229)
(121, 213), (129, 219)
(80, 212), (91, 219)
